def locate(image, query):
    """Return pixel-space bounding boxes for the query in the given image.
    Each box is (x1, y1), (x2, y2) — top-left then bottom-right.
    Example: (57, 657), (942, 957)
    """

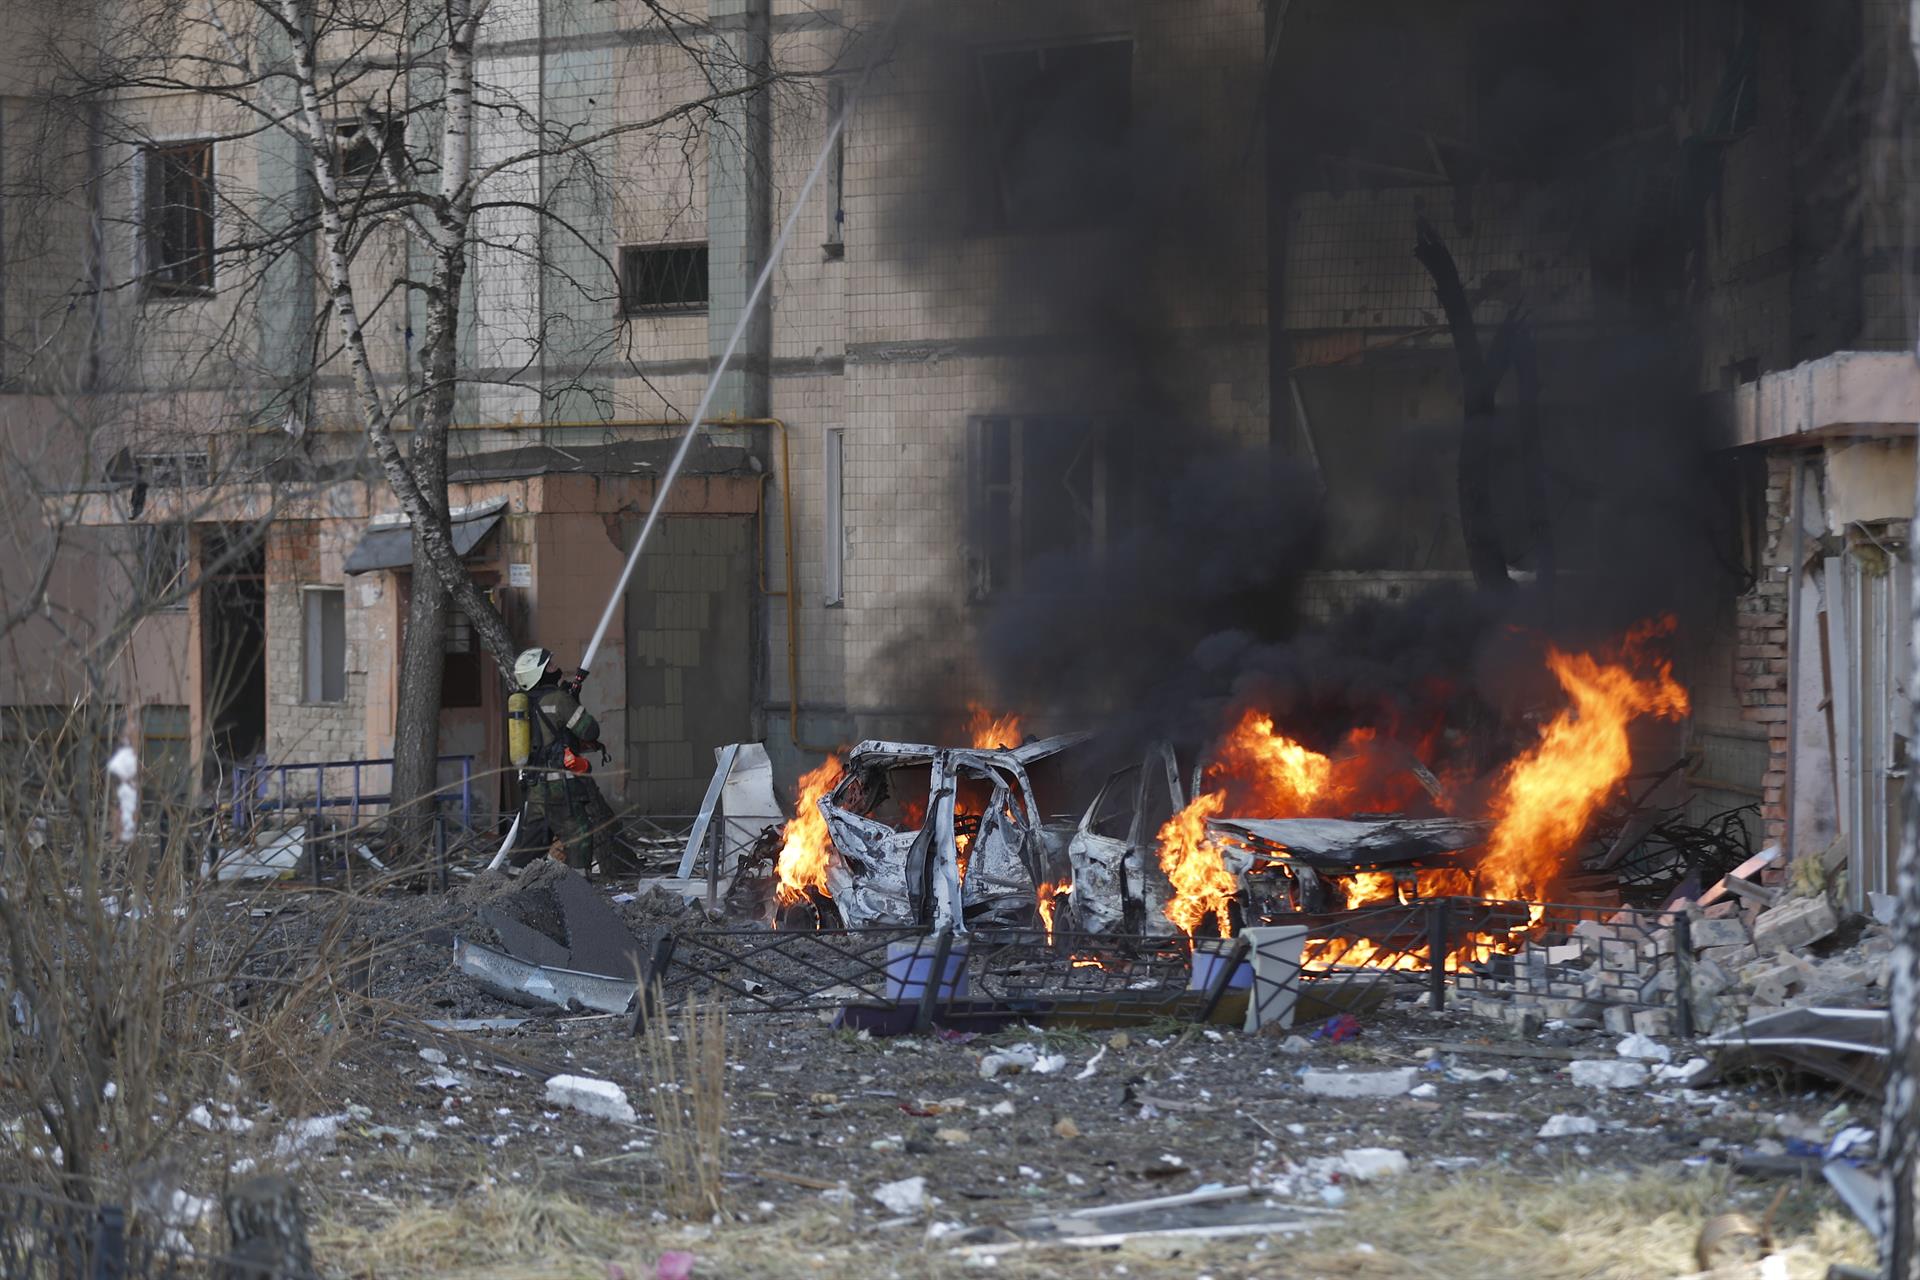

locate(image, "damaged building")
(0, 0), (1914, 933)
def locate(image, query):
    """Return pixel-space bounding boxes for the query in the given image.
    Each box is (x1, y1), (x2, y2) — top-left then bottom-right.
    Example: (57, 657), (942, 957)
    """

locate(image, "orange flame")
(1155, 791), (1235, 936)
(1205, 712), (1336, 814)
(966, 702), (1024, 750)
(775, 757), (844, 906)
(1478, 630), (1689, 902)
(1036, 880), (1071, 944)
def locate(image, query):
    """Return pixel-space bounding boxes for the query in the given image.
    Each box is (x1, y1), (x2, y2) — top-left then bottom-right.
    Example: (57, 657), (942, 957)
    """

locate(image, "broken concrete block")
(1569, 1059), (1649, 1089)
(1691, 956), (1733, 1001)
(543, 1074), (635, 1124)
(1601, 940), (1638, 972)
(1546, 942), (1585, 965)
(1752, 896), (1838, 953)
(1704, 942), (1757, 970)
(1689, 918), (1751, 950)
(1538, 1114), (1599, 1138)
(1615, 1032), (1671, 1063)
(1746, 960), (1802, 1007)
(1603, 1005), (1636, 1035)
(1633, 1009), (1674, 1038)
(1340, 1148), (1409, 1180)
(1299, 1068), (1416, 1099)
(1702, 900), (1743, 920)
(872, 1176), (926, 1215)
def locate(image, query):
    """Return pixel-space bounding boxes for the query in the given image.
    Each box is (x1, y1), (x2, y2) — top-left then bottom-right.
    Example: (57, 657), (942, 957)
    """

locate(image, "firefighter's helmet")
(513, 647), (553, 691)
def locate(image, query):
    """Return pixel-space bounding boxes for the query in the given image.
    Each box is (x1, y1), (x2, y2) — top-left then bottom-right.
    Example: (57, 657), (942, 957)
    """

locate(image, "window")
(823, 429), (846, 606)
(138, 524), (190, 610)
(619, 243), (709, 313)
(975, 40), (1132, 231)
(966, 416), (1131, 598)
(442, 608), (484, 708)
(334, 115), (405, 186)
(302, 587), (347, 703)
(142, 141), (214, 296)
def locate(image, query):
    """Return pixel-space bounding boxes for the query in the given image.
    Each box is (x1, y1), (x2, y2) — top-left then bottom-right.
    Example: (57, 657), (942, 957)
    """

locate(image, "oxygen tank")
(507, 691), (531, 768)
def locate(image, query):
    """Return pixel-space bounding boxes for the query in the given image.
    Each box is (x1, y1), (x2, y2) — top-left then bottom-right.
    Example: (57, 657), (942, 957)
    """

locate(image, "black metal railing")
(640, 896), (1690, 1034)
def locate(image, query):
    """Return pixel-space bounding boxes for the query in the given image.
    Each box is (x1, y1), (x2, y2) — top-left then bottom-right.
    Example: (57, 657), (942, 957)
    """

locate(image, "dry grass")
(311, 1164), (1875, 1280)
(638, 998), (730, 1220)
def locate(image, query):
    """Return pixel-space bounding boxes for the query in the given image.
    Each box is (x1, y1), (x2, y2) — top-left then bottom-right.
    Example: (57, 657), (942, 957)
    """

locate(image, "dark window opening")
(335, 115), (406, 185)
(302, 587), (347, 704)
(442, 608), (484, 708)
(975, 40), (1132, 231)
(619, 243), (709, 313)
(966, 416), (1130, 599)
(143, 141), (214, 296)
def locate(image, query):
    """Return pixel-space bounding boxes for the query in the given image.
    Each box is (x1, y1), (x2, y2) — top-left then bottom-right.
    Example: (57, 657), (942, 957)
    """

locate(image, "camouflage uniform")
(522, 683), (617, 872)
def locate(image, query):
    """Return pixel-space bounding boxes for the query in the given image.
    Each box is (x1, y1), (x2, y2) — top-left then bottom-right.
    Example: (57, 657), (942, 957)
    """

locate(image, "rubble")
(1339, 1148), (1410, 1180)
(1298, 1068), (1415, 1098)
(1537, 1114), (1599, 1138)
(1751, 896), (1839, 954)
(872, 1176), (927, 1215)
(544, 1075), (636, 1124)
(1614, 1033), (1671, 1063)
(1569, 1060), (1648, 1089)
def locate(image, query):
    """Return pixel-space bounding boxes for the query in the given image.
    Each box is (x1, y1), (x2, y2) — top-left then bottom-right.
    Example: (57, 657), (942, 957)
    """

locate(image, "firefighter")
(511, 647), (617, 872)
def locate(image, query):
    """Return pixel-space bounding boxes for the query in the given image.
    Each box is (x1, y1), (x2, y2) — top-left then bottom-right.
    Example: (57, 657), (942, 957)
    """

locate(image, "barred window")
(143, 141), (215, 296)
(619, 243), (709, 313)
(334, 115), (406, 186)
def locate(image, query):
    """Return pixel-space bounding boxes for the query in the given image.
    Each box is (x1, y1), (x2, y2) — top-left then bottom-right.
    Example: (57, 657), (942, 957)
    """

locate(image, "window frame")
(332, 113), (406, 188)
(617, 241), (710, 315)
(823, 428), (846, 607)
(965, 415), (1118, 601)
(301, 585), (348, 705)
(138, 138), (218, 299)
(138, 523), (191, 612)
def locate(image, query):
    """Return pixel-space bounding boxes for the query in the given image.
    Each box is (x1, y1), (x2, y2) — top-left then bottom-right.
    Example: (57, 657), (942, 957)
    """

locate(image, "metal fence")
(642, 897), (1689, 1033)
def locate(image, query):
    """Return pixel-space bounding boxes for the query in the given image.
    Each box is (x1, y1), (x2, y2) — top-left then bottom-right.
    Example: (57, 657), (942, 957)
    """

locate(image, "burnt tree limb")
(1414, 217), (1517, 593)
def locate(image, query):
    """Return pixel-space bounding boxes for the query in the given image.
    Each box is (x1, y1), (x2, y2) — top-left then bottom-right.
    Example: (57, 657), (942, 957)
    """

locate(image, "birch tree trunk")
(1883, 11), (1920, 1273)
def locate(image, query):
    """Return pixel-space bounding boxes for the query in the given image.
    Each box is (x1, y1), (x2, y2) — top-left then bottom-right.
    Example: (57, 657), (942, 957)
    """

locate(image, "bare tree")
(35, 0), (838, 842)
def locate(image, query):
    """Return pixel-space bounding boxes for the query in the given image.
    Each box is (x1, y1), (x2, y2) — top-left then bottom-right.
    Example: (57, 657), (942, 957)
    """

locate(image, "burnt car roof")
(1209, 815), (1492, 869)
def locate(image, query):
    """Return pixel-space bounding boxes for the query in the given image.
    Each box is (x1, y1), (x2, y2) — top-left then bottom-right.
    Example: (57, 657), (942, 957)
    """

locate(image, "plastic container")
(1188, 943), (1254, 992)
(884, 940), (970, 1003)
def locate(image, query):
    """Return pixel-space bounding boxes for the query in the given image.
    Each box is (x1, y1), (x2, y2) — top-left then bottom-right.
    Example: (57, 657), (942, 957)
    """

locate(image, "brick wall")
(263, 521), (368, 779)
(1733, 453), (1796, 843)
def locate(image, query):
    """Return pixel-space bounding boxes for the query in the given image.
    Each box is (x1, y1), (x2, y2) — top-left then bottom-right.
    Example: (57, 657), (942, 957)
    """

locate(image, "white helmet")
(513, 647), (553, 691)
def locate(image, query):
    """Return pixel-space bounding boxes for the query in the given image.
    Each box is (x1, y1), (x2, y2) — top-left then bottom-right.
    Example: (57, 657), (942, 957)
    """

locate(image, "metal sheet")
(1211, 816), (1491, 868)
(452, 937), (638, 1014)
(344, 511), (501, 575)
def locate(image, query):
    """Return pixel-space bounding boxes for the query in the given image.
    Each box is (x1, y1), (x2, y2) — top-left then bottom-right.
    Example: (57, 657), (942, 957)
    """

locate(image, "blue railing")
(232, 754), (475, 831)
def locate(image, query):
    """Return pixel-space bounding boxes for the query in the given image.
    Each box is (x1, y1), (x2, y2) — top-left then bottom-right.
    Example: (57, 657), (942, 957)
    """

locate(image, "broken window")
(975, 39), (1132, 231)
(302, 587), (347, 704)
(442, 607), (484, 709)
(334, 114), (405, 186)
(142, 140), (215, 296)
(619, 243), (709, 313)
(966, 416), (1129, 599)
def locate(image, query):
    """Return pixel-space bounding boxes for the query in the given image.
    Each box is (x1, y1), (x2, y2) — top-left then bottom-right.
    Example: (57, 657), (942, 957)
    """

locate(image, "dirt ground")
(146, 874), (1881, 1278)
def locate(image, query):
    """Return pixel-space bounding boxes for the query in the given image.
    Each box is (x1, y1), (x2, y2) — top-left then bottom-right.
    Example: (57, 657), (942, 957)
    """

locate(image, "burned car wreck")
(802, 734), (1187, 938)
